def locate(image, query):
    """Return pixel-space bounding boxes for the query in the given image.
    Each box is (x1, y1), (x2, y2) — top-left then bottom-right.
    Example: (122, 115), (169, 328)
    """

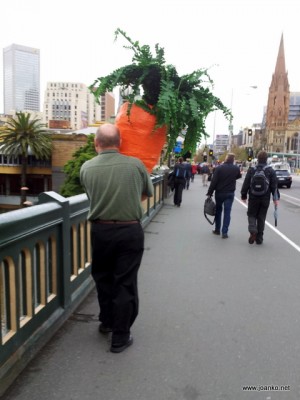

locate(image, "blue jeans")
(214, 192), (235, 235)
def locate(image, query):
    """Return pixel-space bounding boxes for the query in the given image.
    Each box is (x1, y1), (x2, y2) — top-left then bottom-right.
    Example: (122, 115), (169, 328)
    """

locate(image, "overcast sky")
(1, 0), (300, 144)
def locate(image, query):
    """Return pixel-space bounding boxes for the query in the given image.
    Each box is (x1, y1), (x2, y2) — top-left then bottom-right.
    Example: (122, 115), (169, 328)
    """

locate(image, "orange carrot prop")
(116, 102), (167, 172)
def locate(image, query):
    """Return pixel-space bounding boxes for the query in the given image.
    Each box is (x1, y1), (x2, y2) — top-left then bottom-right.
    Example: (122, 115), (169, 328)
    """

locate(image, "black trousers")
(91, 222), (144, 343)
(247, 196), (270, 239)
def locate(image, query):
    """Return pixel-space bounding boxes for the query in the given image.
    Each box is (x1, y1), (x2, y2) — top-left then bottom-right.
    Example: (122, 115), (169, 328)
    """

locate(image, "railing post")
(38, 191), (72, 308)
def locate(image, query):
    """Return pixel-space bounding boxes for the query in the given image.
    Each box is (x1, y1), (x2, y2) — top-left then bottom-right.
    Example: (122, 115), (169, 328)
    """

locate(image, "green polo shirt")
(80, 150), (154, 221)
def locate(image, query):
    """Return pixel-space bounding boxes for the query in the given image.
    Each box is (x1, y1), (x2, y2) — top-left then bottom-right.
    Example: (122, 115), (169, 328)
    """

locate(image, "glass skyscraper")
(3, 44), (40, 114)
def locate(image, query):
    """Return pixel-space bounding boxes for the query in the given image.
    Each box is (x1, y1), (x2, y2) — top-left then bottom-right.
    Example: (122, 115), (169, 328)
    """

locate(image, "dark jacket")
(207, 162), (241, 196)
(184, 162), (192, 178)
(241, 163), (279, 200)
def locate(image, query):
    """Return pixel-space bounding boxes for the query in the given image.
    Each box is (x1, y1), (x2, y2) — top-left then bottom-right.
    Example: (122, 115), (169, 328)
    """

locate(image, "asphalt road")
(2, 174), (300, 400)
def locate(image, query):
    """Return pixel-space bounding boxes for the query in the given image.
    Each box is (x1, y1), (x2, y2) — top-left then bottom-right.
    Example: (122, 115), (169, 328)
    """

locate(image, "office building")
(3, 44), (40, 113)
(43, 82), (115, 130)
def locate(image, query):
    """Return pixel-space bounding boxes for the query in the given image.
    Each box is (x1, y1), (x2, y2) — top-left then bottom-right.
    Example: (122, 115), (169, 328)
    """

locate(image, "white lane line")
(235, 197), (300, 253)
(280, 193), (300, 206)
(280, 193), (300, 201)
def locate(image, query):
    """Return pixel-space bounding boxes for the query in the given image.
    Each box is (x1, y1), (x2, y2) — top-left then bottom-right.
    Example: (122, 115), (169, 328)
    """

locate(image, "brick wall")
(51, 134), (88, 168)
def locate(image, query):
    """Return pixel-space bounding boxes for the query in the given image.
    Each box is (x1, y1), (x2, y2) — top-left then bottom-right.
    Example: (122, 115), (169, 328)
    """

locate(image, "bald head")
(95, 123), (121, 152)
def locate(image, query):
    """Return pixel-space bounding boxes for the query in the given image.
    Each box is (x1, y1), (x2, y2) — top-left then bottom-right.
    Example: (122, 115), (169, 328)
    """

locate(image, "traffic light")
(203, 155), (207, 162)
(209, 149), (213, 157)
(248, 156), (252, 162)
(248, 129), (252, 136)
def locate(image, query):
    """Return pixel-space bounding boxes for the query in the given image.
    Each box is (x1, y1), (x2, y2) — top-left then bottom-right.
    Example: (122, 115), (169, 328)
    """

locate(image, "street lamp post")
(297, 132), (300, 169)
(228, 89), (234, 152)
(228, 86), (258, 152)
(212, 110), (217, 155)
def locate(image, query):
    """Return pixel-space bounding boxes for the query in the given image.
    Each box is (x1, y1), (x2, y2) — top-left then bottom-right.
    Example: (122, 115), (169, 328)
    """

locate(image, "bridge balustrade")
(0, 173), (164, 396)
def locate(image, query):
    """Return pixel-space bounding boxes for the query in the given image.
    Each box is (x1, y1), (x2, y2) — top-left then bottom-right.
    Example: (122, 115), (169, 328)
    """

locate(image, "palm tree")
(0, 112), (52, 206)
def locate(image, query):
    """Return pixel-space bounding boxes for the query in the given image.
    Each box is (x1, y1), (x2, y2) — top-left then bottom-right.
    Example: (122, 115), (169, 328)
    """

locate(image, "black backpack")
(175, 164), (186, 179)
(250, 165), (270, 196)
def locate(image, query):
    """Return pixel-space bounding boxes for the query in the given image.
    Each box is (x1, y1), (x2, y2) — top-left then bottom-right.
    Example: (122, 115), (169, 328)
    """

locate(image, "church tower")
(265, 34), (290, 152)
(266, 34), (290, 129)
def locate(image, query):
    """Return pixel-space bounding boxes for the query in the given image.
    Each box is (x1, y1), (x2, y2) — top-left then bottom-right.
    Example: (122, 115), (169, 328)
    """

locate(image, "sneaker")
(99, 323), (112, 334)
(256, 238), (263, 245)
(248, 232), (257, 244)
(212, 230), (220, 235)
(110, 335), (133, 353)
(222, 234), (228, 239)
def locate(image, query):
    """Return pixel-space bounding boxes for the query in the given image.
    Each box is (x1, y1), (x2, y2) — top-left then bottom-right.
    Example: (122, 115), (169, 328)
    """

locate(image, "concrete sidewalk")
(2, 174), (300, 400)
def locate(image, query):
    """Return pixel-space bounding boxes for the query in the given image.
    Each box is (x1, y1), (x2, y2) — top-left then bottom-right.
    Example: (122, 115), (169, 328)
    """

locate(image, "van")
(269, 162), (291, 173)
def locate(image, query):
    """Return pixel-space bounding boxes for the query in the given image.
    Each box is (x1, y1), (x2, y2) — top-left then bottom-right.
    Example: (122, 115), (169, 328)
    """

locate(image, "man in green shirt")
(80, 123), (153, 353)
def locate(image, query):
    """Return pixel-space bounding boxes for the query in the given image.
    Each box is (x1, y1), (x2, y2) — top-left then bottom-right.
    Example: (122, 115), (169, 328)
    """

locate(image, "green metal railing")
(0, 174), (165, 396)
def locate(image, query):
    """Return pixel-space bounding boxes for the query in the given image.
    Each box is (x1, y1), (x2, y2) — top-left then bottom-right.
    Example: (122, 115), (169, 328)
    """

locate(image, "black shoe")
(212, 230), (220, 235)
(222, 233), (228, 239)
(110, 336), (133, 353)
(248, 232), (257, 244)
(99, 323), (112, 334)
(256, 233), (263, 245)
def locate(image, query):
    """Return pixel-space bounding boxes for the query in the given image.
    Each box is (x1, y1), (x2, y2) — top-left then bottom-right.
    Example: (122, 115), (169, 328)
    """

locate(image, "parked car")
(275, 169), (292, 188)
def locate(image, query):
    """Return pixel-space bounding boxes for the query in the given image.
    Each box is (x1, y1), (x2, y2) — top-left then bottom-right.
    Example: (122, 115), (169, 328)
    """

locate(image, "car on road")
(275, 169), (292, 188)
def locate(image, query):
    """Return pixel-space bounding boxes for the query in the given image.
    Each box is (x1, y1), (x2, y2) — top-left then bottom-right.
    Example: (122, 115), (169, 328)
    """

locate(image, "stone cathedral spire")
(265, 34), (290, 130)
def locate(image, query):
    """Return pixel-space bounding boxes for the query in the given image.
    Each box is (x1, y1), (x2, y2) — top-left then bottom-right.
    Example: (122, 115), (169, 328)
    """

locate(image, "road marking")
(280, 193), (299, 201)
(236, 197), (300, 253)
(280, 193), (300, 206)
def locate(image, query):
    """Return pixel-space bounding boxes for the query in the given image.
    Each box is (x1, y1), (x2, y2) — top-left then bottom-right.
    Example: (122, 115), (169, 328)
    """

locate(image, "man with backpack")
(241, 150), (279, 245)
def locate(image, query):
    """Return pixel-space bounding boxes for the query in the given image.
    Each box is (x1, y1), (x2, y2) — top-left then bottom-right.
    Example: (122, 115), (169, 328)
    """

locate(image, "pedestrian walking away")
(191, 162), (197, 182)
(80, 123), (154, 353)
(184, 159), (192, 189)
(173, 157), (187, 207)
(241, 150), (279, 245)
(206, 153), (241, 238)
(201, 162), (210, 186)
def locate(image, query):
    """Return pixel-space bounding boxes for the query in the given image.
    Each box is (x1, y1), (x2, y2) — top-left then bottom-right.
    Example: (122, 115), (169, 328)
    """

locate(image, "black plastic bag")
(204, 197), (216, 225)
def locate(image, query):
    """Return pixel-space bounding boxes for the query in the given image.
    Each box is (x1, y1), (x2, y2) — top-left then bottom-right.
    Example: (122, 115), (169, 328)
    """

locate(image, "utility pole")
(228, 89), (234, 152)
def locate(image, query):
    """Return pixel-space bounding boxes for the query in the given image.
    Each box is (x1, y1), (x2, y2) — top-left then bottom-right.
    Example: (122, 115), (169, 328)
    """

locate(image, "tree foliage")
(0, 112), (52, 205)
(60, 134), (96, 197)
